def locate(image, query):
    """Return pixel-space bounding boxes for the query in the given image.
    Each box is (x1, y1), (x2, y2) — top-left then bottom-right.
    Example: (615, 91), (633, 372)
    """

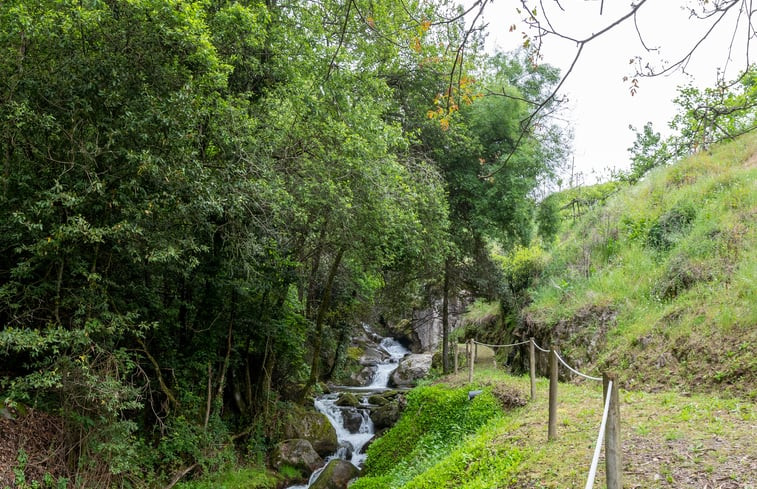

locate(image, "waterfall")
(287, 333), (409, 489)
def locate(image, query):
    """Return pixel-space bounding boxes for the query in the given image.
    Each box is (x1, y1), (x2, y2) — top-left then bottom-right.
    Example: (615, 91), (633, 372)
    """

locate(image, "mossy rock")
(335, 392), (360, 407)
(282, 404), (338, 457)
(310, 459), (360, 489)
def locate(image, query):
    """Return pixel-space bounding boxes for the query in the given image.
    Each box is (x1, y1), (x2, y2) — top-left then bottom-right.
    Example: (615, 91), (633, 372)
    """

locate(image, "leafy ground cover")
(354, 366), (756, 489)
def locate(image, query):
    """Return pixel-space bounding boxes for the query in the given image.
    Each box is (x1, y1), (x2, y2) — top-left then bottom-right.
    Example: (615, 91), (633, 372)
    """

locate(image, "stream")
(288, 332), (410, 489)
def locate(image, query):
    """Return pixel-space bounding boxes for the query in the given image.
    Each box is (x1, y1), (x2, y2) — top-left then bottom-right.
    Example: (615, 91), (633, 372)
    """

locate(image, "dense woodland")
(2, 0), (756, 487)
(0, 0), (568, 485)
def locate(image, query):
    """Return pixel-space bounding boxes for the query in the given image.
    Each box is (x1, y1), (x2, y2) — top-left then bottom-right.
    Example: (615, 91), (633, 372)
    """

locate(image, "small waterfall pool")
(287, 333), (409, 489)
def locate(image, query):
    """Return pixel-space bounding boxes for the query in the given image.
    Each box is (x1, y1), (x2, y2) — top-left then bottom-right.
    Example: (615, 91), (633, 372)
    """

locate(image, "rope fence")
(457, 337), (621, 489)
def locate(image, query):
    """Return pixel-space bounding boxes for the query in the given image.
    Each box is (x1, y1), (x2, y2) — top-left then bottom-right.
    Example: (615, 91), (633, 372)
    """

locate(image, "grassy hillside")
(521, 133), (756, 398)
(353, 369), (756, 489)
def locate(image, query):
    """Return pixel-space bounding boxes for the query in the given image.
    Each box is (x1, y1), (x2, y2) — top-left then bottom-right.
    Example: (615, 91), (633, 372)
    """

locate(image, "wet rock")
(310, 459), (360, 489)
(359, 346), (387, 366)
(335, 392), (360, 408)
(367, 394), (389, 406)
(271, 439), (324, 477)
(341, 408), (364, 433)
(346, 365), (377, 386)
(391, 353), (433, 387)
(370, 400), (400, 430)
(282, 406), (338, 457)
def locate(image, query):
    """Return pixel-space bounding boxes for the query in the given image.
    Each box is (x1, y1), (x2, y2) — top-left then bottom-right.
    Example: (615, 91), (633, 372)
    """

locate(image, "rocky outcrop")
(310, 459), (360, 489)
(282, 405), (338, 457)
(410, 295), (472, 352)
(391, 353), (433, 387)
(271, 439), (323, 477)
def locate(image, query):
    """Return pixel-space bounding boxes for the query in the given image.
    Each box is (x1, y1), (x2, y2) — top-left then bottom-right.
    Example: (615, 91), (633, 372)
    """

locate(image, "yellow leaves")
(366, 16), (375, 28)
(439, 118), (450, 131)
(411, 37), (422, 53)
(420, 19), (431, 32)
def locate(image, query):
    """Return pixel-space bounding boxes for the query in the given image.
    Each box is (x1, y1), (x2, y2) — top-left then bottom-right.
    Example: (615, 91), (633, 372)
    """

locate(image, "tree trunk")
(441, 258), (451, 374)
(302, 247), (345, 400)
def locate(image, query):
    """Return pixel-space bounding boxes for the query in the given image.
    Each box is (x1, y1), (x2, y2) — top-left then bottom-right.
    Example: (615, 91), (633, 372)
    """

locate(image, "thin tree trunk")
(303, 247), (345, 400)
(441, 258), (451, 374)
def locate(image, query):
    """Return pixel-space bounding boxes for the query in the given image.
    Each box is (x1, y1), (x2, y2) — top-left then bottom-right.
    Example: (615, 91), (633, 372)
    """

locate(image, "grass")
(522, 132), (757, 398)
(355, 367), (756, 489)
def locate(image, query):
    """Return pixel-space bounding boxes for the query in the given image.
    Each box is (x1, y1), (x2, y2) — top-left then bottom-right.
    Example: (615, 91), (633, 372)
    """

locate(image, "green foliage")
(536, 194), (561, 243)
(645, 203), (697, 251)
(174, 467), (277, 489)
(360, 384), (502, 480)
(625, 122), (672, 184)
(670, 66), (757, 154)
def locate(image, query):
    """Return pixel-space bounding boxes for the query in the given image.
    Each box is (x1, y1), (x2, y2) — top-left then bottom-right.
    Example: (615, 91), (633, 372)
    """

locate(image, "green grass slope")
(524, 133), (756, 398)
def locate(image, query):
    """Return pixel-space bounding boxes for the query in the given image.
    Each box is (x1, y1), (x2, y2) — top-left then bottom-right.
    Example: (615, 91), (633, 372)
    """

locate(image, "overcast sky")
(473, 0), (753, 185)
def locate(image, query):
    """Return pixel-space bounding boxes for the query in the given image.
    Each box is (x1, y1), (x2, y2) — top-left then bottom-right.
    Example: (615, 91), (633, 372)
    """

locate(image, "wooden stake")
(604, 373), (621, 489)
(468, 340), (474, 383)
(529, 338), (536, 401)
(548, 348), (558, 441)
(454, 343), (459, 374)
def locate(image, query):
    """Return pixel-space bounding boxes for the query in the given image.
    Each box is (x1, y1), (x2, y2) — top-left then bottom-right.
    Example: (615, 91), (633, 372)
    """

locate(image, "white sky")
(473, 0), (754, 185)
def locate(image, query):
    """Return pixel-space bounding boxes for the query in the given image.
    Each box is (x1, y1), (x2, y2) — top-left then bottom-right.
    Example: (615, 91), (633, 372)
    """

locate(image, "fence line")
(585, 379), (613, 489)
(531, 338), (550, 353)
(553, 350), (602, 382)
(472, 339), (530, 348)
(459, 337), (621, 489)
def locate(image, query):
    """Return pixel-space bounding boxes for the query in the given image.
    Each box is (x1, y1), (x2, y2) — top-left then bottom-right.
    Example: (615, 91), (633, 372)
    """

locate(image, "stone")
(271, 439), (323, 477)
(358, 346), (387, 366)
(335, 392), (360, 408)
(282, 405), (338, 457)
(347, 365), (377, 386)
(341, 408), (364, 433)
(390, 353), (433, 387)
(367, 394), (388, 406)
(370, 400), (400, 430)
(309, 459), (360, 489)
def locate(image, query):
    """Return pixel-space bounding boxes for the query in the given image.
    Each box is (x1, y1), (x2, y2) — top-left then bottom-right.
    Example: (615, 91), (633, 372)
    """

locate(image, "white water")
(287, 332), (409, 489)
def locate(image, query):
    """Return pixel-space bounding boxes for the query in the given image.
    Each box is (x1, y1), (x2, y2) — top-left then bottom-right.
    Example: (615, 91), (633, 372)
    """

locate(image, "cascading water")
(287, 330), (409, 489)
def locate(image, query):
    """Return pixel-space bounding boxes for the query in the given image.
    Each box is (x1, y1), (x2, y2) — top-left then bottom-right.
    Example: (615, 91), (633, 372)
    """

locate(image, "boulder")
(358, 346), (387, 366)
(282, 406), (338, 457)
(346, 365), (377, 386)
(335, 392), (360, 408)
(271, 439), (323, 476)
(391, 353), (433, 387)
(367, 394), (388, 406)
(370, 401), (400, 430)
(341, 408), (364, 433)
(310, 459), (360, 489)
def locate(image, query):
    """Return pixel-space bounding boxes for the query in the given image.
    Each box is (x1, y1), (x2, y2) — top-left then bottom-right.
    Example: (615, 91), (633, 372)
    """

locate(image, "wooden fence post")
(454, 343), (459, 374)
(604, 373), (621, 489)
(474, 341), (478, 364)
(492, 346), (497, 368)
(548, 348), (558, 441)
(529, 338), (536, 401)
(468, 340), (474, 383)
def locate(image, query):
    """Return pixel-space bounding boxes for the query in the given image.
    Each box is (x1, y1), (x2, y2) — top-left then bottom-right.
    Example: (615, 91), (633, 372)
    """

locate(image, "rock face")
(282, 406), (338, 457)
(271, 439), (323, 476)
(391, 353), (433, 387)
(410, 295), (471, 352)
(310, 459), (360, 489)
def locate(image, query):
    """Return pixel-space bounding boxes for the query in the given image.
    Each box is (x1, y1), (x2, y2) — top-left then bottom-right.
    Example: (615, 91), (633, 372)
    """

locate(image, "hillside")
(519, 133), (756, 398)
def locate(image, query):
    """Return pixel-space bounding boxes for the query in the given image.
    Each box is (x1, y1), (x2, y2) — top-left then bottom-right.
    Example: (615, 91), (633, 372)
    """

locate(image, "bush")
(360, 384), (501, 477)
